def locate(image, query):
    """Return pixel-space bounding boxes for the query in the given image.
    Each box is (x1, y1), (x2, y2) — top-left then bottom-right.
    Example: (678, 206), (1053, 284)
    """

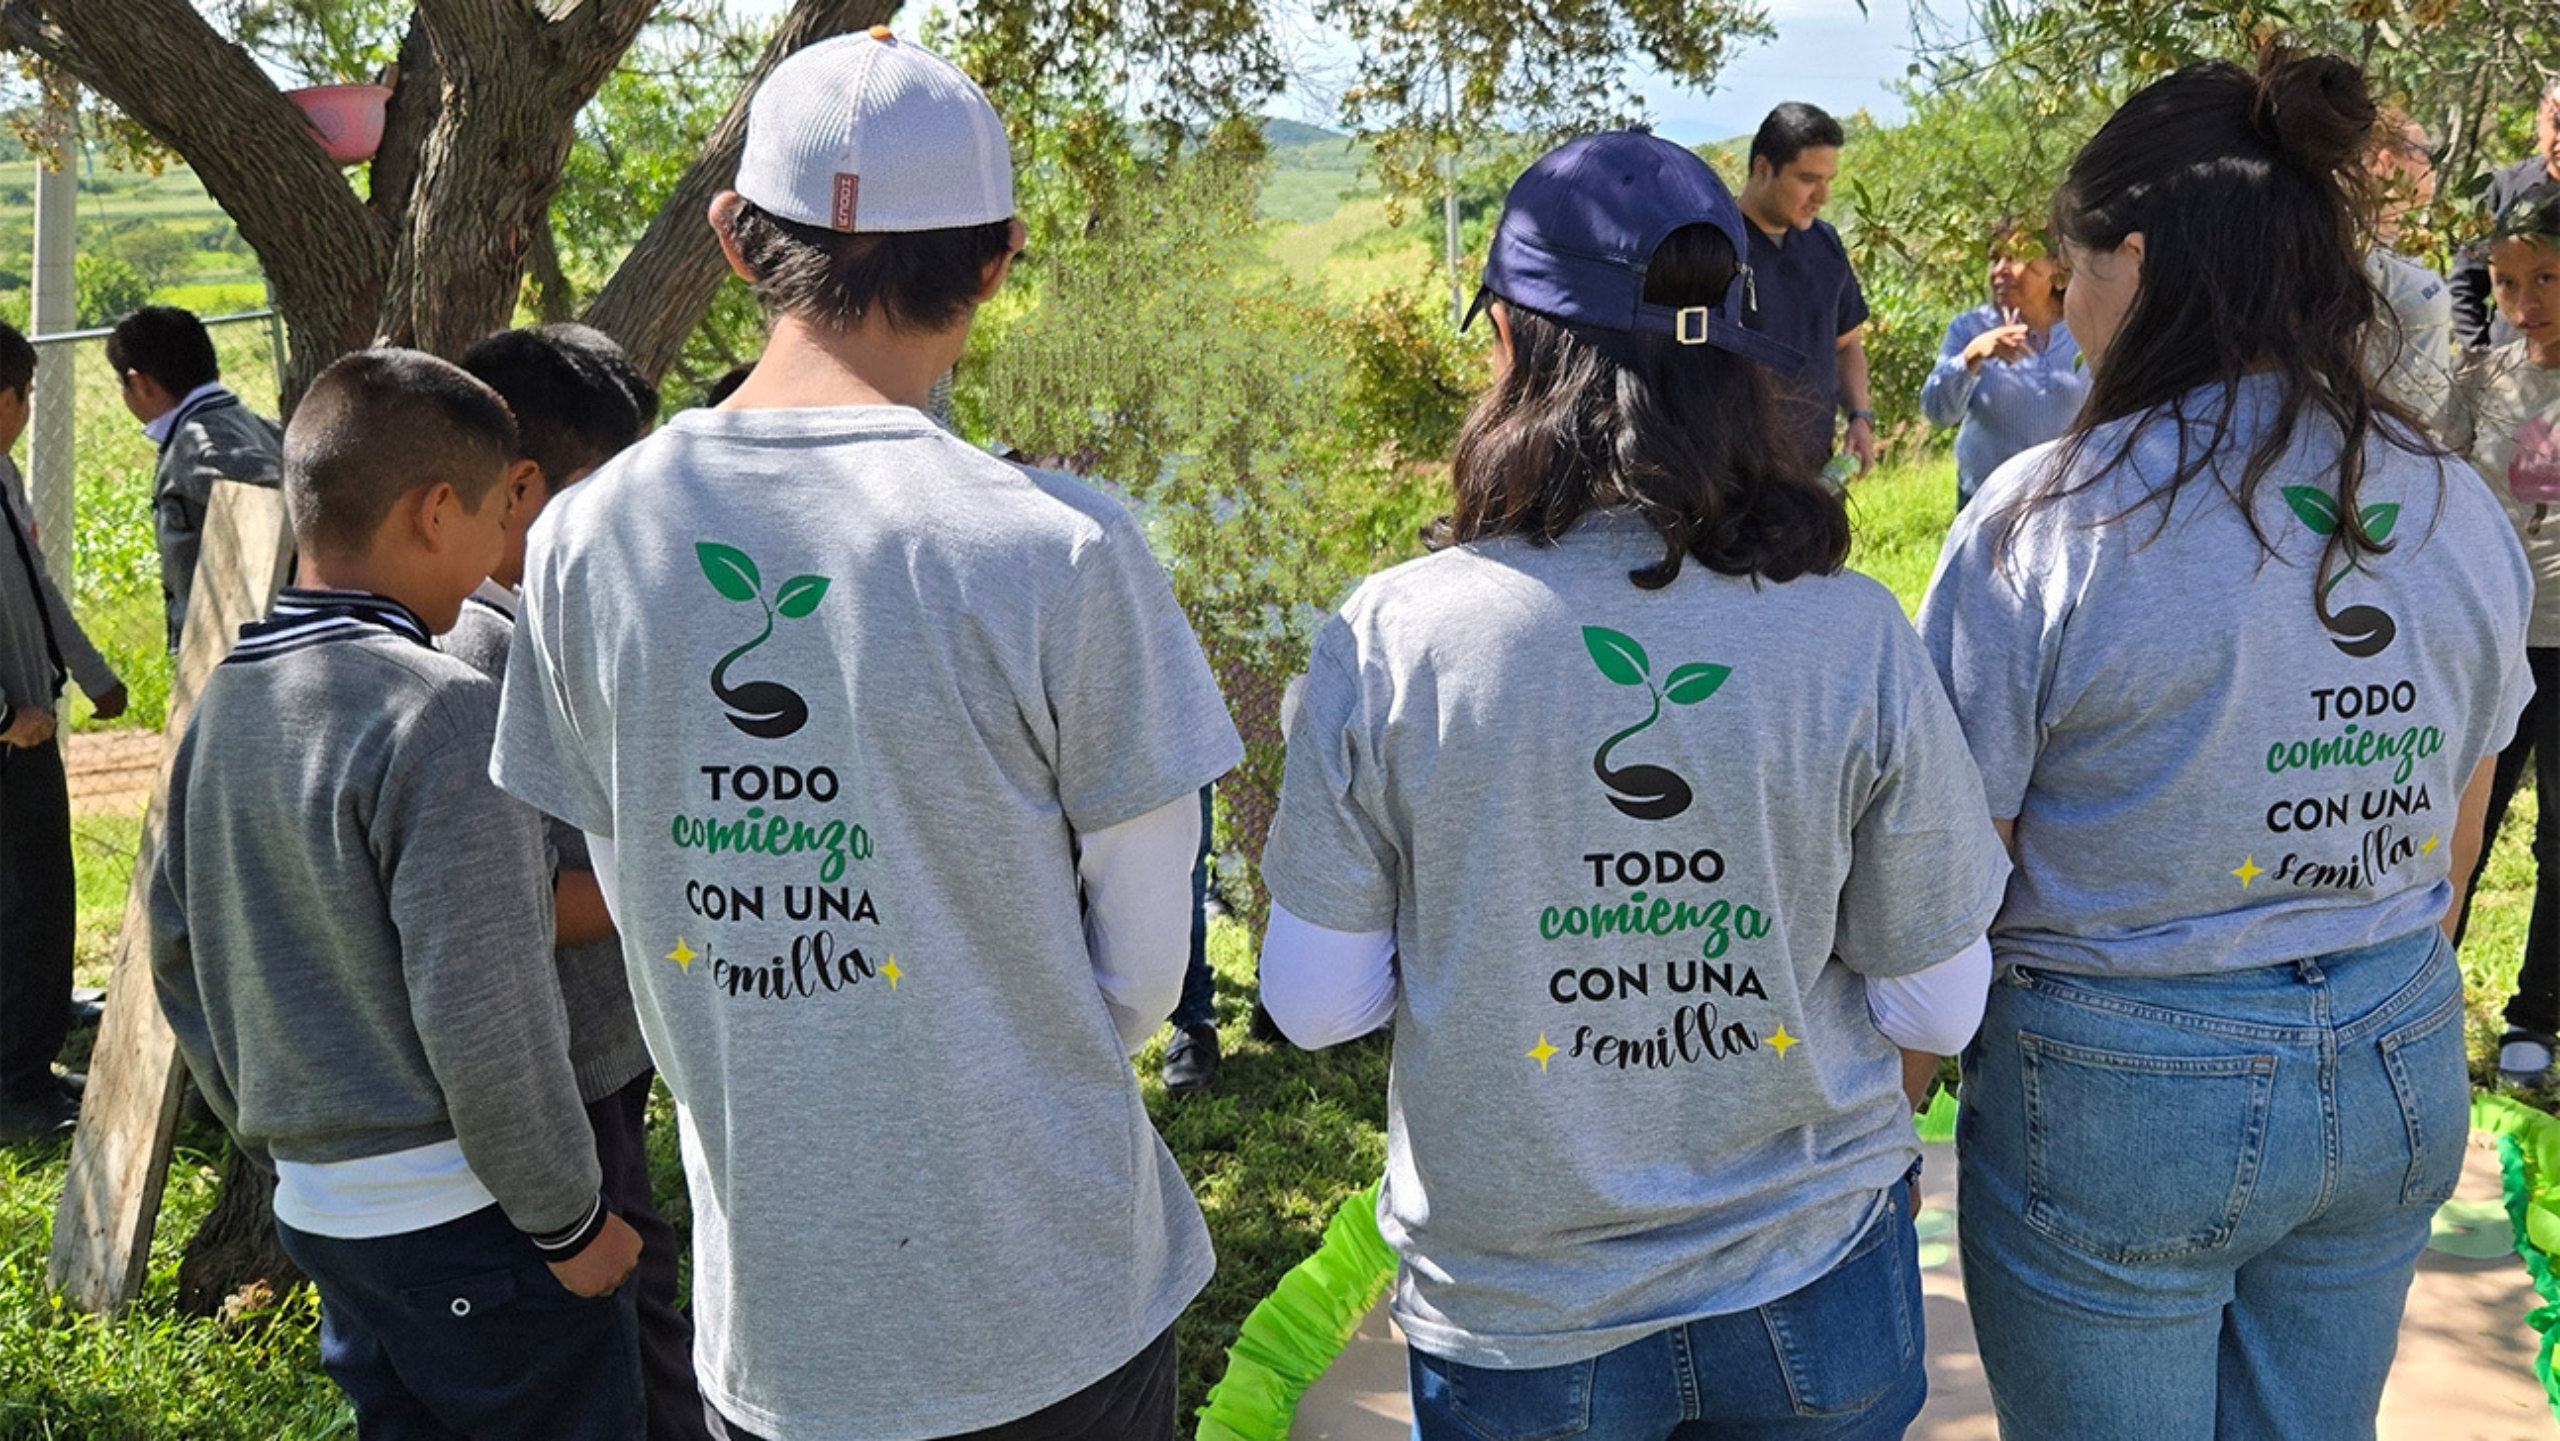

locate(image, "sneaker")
(2500, 1030), (2556, 1086)
(0, 1087), (77, 1143)
(1160, 1024), (1221, 1094)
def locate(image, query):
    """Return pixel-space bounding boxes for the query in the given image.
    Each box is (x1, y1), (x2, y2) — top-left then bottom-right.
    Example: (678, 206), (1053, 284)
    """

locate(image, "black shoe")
(1248, 1001), (1285, 1044)
(66, 997), (103, 1031)
(53, 1072), (84, 1102)
(0, 1087), (77, 1142)
(1160, 1024), (1221, 1093)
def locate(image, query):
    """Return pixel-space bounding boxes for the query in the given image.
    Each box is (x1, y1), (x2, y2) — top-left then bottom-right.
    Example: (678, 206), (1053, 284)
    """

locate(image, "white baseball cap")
(733, 28), (1014, 234)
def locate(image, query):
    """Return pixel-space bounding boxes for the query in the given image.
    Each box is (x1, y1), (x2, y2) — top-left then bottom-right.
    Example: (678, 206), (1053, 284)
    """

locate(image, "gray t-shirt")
(490, 405), (1241, 1440)
(1919, 375), (2533, 979)
(1261, 509), (2008, 1368)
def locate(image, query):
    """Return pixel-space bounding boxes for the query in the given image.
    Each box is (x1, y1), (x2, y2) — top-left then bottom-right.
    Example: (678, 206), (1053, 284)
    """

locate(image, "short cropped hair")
(459, 325), (652, 488)
(1749, 102), (1845, 171)
(537, 323), (659, 438)
(105, 306), (220, 397)
(0, 322), (35, 400)
(284, 349), (516, 553)
(720, 198), (1013, 332)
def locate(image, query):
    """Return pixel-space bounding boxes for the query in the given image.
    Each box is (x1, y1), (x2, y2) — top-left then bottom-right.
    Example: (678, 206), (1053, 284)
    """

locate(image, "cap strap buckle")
(1674, 307), (1712, 346)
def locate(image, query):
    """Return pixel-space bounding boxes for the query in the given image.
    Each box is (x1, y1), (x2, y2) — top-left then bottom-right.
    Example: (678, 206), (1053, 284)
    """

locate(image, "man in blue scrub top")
(1738, 103), (1876, 481)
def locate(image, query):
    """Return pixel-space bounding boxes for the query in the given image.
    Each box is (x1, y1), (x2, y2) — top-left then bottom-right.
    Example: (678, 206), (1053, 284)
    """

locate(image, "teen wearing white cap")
(490, 30), (1240, 1441)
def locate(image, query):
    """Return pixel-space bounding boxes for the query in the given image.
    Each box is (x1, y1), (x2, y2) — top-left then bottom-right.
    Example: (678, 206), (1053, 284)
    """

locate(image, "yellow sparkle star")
(666, 937), (697, 972)
(1767, 1025), (1800, 1058)
(1527, 1033), (1559, 1071)
(2231, 856), (2265, 889)
(880, 956), (903, 991)
(2422, 832), (2441, 856)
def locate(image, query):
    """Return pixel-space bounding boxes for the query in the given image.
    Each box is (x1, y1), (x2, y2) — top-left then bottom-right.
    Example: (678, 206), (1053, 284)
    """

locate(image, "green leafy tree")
(71, 250), (147, 323)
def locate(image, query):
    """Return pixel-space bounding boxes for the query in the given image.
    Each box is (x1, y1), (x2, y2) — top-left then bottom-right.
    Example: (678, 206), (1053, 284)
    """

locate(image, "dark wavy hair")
(2003, 49), (2434, 608)
(1429, 223), (1847, 588)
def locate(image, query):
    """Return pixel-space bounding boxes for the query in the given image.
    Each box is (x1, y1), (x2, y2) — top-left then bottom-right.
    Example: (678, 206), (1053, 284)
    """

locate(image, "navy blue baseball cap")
(1464, 130), (1807, 376)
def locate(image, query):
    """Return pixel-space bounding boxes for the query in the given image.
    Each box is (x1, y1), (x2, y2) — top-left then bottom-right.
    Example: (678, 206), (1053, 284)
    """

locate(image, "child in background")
(1260, 132), (2008, 1439)
(2447, 180), (2560, 1084)
(0, 321), (125, 1141)
(451, 323), (705, 1440)
(150, 349), (642, 1439)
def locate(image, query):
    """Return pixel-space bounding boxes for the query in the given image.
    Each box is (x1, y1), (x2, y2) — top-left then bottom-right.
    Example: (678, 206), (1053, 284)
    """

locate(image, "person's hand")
(89, 684), (128, 722)
(1961, 323), (2031, 371)
(2, 705), (55, 748)
(1846, 416), (1879, 476)
(547, 1212), (641, 1297)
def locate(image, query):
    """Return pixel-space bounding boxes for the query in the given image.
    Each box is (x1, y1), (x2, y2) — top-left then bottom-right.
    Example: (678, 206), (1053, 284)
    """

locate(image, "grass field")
(2, 453), (2550, 1438)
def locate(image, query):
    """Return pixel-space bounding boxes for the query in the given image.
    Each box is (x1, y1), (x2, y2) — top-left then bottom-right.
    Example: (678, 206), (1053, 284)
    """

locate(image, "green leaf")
(1664, 663), (1730, 706)
(2280, 486), (2340, 536)
(1582, 627), (1649, 686)
(774, 574), (831, 620)
(696, 542), (761, 602)
(2359, 502), (2400, 543)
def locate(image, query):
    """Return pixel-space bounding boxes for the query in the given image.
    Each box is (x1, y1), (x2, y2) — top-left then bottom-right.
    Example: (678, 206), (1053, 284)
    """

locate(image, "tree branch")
(27, 0), (386, 405)
(582, 0), (894, 380)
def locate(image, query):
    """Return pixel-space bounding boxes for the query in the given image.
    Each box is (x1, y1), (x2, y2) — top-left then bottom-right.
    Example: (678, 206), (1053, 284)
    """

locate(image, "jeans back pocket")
(1759, 1193), (1921, 1418)
(2379, 988), (2467, 1208)
(1415, 1351), (1594, 1441)
(2019, 1032), (2277, 1264)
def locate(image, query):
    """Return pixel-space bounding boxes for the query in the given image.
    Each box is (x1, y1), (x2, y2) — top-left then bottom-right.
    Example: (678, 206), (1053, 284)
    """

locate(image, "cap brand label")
(831, 174), (860, 231)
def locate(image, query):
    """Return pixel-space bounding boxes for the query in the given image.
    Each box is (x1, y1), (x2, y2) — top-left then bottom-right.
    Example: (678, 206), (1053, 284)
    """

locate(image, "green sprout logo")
(697, 542), (831, 739)
(1583, 625), (1726, 821)
(2280, 487), (2399, 658)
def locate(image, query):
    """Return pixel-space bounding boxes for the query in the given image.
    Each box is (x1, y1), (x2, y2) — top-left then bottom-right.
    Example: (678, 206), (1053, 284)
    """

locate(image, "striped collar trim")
(229, 588), (436, 663)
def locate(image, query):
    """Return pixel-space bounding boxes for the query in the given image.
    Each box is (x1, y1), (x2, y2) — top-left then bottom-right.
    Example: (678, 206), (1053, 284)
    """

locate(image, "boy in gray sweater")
(449, 323), (707, 1441)
(150, 348), (643, 1440)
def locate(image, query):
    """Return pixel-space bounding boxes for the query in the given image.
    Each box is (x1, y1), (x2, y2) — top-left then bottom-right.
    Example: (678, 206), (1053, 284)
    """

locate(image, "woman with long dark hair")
(1258, 131), (2009, 1439)
(1919, 51), (2532, 1439)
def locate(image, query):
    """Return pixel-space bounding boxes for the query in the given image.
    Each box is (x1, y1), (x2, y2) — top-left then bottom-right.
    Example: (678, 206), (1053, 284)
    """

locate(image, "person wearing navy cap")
(1258, 130), (2007, 1440)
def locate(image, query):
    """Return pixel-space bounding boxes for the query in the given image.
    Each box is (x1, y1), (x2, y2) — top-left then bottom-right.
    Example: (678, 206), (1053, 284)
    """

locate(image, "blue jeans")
(1957, 927), (2465, 1441)
(1408, 1187), (1925, 1440)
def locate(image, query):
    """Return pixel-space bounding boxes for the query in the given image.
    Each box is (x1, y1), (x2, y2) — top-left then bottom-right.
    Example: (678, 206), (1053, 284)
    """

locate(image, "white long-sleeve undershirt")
(592, 794), (1201, 1058)
(1256, 902), (1994, 1057)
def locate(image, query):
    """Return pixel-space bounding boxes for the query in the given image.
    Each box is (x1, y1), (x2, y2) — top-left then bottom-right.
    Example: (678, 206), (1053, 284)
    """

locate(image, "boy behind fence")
(149, 348), (642, 1439)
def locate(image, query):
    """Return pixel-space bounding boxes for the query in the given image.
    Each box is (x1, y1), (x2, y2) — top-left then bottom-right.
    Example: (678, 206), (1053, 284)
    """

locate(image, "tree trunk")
(385, 0), (655, 356)
(174, 1143), (300, 1320)
(581, 0), (895, 380)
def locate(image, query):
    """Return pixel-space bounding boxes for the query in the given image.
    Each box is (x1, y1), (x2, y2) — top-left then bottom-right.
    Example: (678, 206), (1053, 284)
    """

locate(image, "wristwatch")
(1846, 407), (1876, 423)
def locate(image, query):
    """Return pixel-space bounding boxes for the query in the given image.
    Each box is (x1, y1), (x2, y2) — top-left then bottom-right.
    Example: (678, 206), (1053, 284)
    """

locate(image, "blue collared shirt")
(1919, 306), (2089, 502)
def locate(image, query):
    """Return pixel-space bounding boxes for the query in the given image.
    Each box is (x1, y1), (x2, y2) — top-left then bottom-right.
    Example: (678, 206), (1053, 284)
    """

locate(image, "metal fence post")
(28, 89), (79, 587)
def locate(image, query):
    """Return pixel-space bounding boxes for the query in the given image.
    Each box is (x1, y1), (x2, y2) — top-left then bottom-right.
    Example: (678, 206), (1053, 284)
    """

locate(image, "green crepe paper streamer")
(1196, 1182), (1399, 1441)
(2471, 1091), (2560, 1426)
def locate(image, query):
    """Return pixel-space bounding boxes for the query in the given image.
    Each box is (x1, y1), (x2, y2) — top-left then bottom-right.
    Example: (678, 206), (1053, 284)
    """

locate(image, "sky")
(727, 0), (1925, 146)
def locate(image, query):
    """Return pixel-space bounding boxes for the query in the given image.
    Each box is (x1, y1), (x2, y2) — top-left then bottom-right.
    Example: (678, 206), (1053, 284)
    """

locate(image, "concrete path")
(1292, 1133), (2552, 1439)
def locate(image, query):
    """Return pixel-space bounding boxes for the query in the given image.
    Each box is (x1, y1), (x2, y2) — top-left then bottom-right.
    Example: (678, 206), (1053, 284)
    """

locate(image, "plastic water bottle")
(1820, 453), (1859, 491)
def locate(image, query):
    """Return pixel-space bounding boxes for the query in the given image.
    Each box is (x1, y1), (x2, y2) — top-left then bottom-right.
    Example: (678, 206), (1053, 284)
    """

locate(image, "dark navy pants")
(277, 1202), (643, 1440)
(704, 1322), (1177, 1441)
(592, 1070), (711, 1441)
(0, 739), (73, 1101)
(1170, 785), (1217, 1031)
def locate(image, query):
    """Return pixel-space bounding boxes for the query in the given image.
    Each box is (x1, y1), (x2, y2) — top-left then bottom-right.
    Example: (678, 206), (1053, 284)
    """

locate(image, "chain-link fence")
(27, 312), (282, 984)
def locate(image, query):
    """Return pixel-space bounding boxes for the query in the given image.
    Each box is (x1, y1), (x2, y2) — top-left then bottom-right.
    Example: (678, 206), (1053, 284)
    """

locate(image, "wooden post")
(48, 480), (293, 1313)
